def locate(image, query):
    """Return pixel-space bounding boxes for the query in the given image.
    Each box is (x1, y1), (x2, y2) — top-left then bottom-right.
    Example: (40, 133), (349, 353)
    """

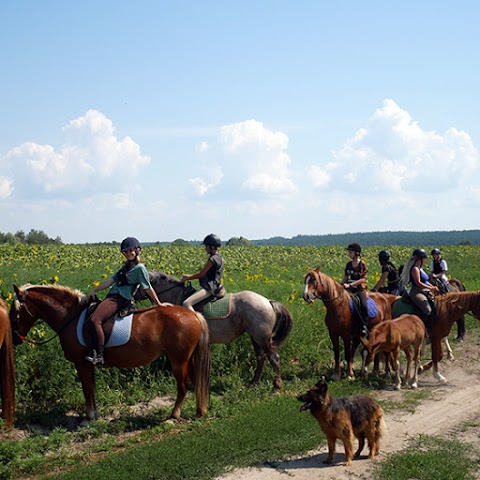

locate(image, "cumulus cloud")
(3, 110), (150, 196)
(190, 119), (296, 197)
(308, 99), (479, 193)
(0, 177), (14, 199)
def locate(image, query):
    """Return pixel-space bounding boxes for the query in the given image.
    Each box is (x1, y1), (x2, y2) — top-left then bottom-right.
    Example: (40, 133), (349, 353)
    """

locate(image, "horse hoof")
(394, 384), (401, 391)
(411, 383), (418, 389)
(79, 419), (90, 428)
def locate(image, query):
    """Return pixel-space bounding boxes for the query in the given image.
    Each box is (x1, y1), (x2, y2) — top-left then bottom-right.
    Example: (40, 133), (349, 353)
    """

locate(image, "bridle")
(306, 271), (342, 303)
(12, 293), (84, 345)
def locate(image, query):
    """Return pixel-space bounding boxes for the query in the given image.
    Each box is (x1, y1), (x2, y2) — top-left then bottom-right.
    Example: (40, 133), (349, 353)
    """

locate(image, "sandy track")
(217, 335), (480, 480)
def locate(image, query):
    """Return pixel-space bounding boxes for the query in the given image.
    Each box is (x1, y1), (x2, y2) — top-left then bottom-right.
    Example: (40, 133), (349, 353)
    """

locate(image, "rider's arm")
(89, 277), (115, 297)
(181, 260), (214, 283)
(371, 271), (388, 292)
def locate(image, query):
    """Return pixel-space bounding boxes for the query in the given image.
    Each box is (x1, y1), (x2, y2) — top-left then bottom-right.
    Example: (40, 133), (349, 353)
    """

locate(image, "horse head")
(303, 267), (323, 303)
(9, 284), (39, 344)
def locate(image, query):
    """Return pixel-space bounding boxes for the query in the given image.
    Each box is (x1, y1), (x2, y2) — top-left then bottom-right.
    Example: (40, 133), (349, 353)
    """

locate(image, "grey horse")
(136, 271), (293, 389)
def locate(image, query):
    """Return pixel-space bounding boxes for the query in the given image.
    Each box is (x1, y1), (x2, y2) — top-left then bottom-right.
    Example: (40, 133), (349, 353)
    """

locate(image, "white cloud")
(191, 119), (296, 196)
(308, 99), (479, 194)
(4, 110), (150, 196)
(0, 177), (14, 199)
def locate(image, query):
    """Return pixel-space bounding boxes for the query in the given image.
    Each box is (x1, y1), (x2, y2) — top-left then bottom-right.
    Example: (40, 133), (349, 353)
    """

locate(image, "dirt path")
(217, 334), (480, 480)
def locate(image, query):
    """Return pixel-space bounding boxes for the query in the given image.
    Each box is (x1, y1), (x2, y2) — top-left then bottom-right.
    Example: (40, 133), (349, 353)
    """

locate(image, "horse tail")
(192, 312), (211, 417)
(0, 312), (15, 428)
(269, 300), (293, 350)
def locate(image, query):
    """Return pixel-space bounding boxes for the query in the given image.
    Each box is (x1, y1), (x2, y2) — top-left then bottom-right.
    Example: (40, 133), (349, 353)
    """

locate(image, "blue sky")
(1, 1), (479, 243)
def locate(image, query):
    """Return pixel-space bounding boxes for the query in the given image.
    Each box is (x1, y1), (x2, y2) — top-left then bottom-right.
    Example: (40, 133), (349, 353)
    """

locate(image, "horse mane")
(435, 290), (477, 319)
(19, 283), (85, 303)
(309, 268), (350, 302)
(149, 271), (181, 284)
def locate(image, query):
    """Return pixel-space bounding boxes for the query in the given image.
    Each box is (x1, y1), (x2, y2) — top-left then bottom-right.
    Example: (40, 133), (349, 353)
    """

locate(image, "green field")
(1, 244), (479, 479)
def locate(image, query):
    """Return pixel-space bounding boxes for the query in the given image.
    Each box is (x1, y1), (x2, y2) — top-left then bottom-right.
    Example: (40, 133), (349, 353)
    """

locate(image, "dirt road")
(217, 334), (480, 480)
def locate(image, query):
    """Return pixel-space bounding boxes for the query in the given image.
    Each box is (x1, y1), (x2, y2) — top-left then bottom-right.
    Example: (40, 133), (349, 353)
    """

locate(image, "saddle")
(180, 283), (227, 313)
(82, 297), (136, 348)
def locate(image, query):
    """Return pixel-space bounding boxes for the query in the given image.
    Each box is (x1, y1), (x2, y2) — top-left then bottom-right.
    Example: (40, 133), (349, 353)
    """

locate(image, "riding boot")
(357, 291), (369, 338)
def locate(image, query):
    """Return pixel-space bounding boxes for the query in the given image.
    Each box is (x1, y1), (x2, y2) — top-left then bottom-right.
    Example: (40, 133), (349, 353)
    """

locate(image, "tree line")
(0, 229), (63, 245)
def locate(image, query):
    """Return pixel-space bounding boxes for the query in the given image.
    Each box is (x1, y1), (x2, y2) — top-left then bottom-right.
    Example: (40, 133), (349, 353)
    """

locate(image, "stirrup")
(85, 350), (104, 366)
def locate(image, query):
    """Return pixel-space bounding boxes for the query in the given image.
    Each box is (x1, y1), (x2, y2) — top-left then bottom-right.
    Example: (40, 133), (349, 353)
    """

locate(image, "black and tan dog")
(297, 381), (384, 466)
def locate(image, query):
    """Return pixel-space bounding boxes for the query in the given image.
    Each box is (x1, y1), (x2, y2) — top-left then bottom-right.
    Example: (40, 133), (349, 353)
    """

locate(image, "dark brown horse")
(303, 267), (395, 380)
(136, 271), (293, 389)
(0, 299), (15, 428)
(419, 290), (480, 383)
(10, 284), (210, 423)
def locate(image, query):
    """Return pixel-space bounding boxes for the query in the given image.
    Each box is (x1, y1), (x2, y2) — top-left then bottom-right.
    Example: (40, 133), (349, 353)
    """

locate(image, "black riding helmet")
(346, 243), (361, 254)
(431, 248), (441, 255)
(412, 248), (427, 259)
(120, 237), (141, 252)
(202, 233), (221, 247)
(378, 250), (390, 262)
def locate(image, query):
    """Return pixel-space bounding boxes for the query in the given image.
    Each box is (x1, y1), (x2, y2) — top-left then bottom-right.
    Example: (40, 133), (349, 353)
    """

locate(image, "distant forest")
(251, 230), (480, 246)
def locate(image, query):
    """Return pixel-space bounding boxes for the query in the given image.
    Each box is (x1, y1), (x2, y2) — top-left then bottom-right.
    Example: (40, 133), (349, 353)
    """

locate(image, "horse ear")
(315, 266), (321, 273)
(13, 285), (23, 299)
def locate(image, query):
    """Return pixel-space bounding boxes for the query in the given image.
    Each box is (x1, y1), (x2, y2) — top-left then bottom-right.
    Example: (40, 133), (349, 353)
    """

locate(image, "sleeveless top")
(382, 261), (400, 292)
(200, 253), (225, 293)
(344, 260), (367, 292)
(410, 266), (429, 288)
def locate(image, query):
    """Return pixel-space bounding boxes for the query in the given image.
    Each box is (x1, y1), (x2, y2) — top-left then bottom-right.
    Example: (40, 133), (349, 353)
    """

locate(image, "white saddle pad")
(77, 308), (133, 348)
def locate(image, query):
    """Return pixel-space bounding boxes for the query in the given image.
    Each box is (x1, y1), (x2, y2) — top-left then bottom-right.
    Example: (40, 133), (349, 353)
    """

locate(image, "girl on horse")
(340, 242), (370, 337)
(371, 249), (400, 295)
(399, 248), (439, 336)
(180, 233), (225, 311)
(430, 248), (452, 293)
(86, 237), (167, 365)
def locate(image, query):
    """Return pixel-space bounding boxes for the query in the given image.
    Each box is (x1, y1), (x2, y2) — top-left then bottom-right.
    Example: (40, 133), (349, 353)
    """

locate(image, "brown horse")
(428, 276), (466, 340)
(303, 267), (395, 380)
(136, 271), (293, 389)
(0, 299), (15, 428)
(361, 314), (425, 390)
(10, 284), (210, 423)
(419, 290), (480, 383)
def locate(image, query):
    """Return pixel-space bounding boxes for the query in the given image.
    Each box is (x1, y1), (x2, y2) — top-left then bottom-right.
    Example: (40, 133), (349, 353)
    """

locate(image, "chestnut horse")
(136, 271), (293, 389)
(419, 290), (480, 383)
(428, 276), (466, 340)
(0, 299), (15, 428)
(10, 284), (210, 422)
(303, 267), (394, 380)
(361, 314), (425, 390)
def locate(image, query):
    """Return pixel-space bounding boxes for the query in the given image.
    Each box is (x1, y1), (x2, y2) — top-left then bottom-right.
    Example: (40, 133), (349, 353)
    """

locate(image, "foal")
(361, 314), (425, 390)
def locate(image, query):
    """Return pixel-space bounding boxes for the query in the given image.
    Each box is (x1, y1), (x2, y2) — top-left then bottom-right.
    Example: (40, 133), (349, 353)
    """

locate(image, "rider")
(180, 233), (225, 311)
(430, 248), (451, 293)
(85, 237), (167, 366)
(370, 249), (400, 295)
(400, 248), (439, 336)
(340, 242), (370, 337)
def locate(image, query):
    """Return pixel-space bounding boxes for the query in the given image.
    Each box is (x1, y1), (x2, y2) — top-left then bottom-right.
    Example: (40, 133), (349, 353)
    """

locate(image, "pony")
(0, 299), (15, 428)
(136, 271), (293, 389)
(303, 267), (394, 380)
(361, 314), (425, 390)
(10, 284), (210, 423)
(419, 290), (480, 383)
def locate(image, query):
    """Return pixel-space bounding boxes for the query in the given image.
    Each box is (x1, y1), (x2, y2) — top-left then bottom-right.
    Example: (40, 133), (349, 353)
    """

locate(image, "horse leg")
(392, 350), (401, 390)
(75, 362), (98, 424)
(411, 344), (421, 389)
(456, 317), (465, 341)
(170, 360), (189, 419)
(251, 342), (267, 385)
(443, 337), (454, 361)
(346, 336), (358, 380)
(431, 337), (447, 384)
(330, 333), (342, 381)
(267, 351), (282, 390)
